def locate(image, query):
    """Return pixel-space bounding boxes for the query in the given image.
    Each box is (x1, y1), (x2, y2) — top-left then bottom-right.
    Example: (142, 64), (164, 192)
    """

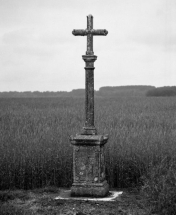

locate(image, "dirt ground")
(0, 187), (154, 215)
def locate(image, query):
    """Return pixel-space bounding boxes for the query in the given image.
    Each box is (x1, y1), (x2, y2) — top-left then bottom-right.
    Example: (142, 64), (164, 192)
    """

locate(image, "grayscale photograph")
(0, 0), (176, 214)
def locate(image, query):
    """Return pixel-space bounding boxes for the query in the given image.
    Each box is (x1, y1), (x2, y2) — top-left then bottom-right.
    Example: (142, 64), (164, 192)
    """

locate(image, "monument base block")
(70, 134), (109, 197)
(71, 180), (109, 197)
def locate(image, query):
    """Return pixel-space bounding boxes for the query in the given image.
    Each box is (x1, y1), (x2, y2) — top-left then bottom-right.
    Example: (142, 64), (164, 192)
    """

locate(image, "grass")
(141, 156), (176, 214)
(0, 96), (176, 214)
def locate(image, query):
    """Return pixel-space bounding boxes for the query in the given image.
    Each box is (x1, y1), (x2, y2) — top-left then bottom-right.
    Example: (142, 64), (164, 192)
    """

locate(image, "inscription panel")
(74, 146), (99, 183)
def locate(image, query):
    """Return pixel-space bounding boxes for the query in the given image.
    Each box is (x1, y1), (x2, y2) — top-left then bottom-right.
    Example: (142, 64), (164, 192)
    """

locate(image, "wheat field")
(0, 97), (176, 209)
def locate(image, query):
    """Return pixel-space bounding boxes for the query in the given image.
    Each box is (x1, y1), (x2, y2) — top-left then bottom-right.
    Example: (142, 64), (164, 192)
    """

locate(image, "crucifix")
(70, 15), (109, 197)
(72, 14), (108, 135)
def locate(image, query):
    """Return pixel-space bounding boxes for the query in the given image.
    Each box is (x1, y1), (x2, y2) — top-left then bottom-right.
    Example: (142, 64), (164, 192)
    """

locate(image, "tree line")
(146, 86), (176, 97)
(1, 86), (175, 97)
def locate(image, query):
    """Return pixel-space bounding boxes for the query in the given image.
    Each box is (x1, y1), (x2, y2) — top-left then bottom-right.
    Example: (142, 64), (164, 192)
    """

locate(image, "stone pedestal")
(70, 134), (109, 197)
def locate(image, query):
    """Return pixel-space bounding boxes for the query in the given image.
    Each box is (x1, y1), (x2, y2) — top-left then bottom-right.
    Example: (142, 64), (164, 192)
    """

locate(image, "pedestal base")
(71, 180), (109, 197)
(70, 134), (109, 197)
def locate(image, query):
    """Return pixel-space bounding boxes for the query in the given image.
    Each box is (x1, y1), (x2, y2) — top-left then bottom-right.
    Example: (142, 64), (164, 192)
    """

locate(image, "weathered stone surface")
(82, 55), (97, 135)
(72, 15), (108, 134)
(70, 134), (108, 145)
(72, 14), (108, 56)
(70, 135), (109, 197)
(71, 180), (109, 197)
(71, 15), (109, 197)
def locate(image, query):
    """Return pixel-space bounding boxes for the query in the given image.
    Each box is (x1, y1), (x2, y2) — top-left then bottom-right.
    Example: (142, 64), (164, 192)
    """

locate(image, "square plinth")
(70, 134), (109, 197)
(71, 180), (109, 197)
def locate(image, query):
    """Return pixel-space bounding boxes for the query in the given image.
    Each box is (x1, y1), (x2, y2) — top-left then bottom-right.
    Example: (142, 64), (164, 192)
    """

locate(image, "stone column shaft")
(85, 69), (94, 127)
(82, 55), (97, 135)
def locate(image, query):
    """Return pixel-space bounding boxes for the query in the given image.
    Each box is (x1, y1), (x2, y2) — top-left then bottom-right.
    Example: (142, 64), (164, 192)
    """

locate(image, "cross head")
(72, 14), (108, 55)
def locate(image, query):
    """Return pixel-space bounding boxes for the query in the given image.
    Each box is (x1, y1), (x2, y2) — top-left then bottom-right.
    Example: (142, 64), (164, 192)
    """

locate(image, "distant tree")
(0, 91), (67, 98)
(69, 89), (85, 97)
(98, 85), (155, 97)
(146, 86), (176, 97)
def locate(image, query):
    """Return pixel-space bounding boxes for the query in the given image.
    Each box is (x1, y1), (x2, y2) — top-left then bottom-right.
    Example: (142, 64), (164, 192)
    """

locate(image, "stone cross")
(72, 14), (108, 55)
(70, 15), (109, 197)
(72, 14), (108, 135)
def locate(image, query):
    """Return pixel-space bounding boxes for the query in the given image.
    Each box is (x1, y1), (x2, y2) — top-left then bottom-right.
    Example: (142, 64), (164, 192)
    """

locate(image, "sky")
(0, 0), (176, 92)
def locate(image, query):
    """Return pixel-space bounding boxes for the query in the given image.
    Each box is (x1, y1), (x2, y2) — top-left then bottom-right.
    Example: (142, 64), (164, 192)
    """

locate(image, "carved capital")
(82, 55), (97, 62)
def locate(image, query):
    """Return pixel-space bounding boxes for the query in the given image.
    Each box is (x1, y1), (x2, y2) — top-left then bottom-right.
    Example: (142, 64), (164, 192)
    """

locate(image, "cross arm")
(72, 29), (108, 36)
(92, 29), (108, 36)
(72, 29), (87, 36)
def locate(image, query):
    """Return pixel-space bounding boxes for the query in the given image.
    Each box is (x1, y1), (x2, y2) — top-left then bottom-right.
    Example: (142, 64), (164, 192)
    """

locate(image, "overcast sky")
(0, 0), (176, 92)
